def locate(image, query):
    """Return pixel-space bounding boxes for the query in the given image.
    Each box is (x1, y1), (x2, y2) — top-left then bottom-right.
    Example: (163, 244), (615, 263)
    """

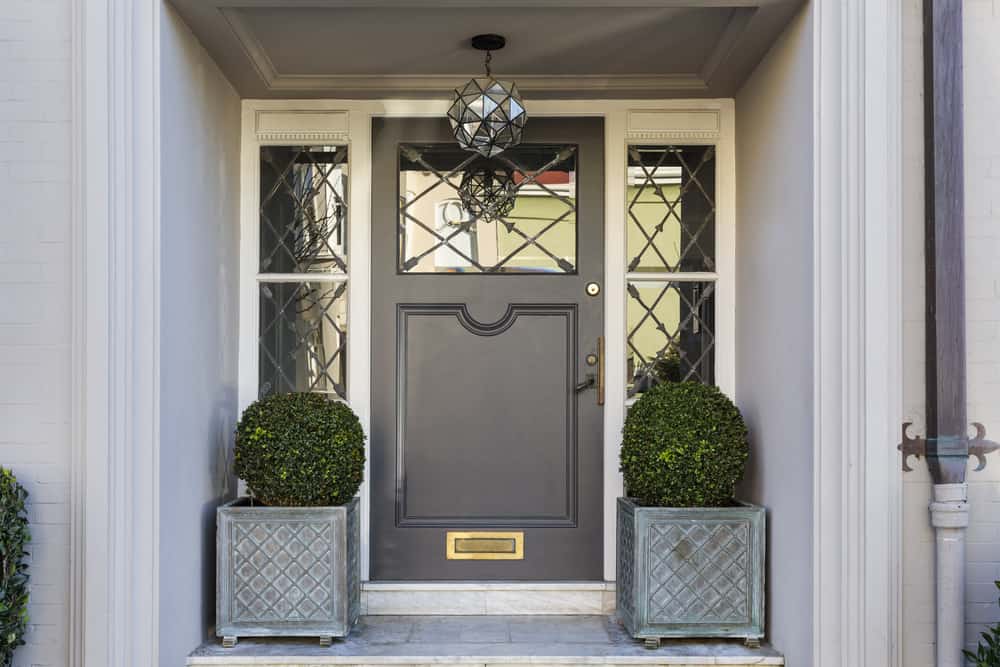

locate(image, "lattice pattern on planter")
(616, 503), (636, 619)
(627, 145), (715, 274)
(260, 146), (348, 274)
(398, 143), (577, 274)
(345, 496), (361, 622)
(645, 521), (750, 624)
(626, 280), (715, 394)
(230, 520), (335, 623)
(258, 281), (347, 398)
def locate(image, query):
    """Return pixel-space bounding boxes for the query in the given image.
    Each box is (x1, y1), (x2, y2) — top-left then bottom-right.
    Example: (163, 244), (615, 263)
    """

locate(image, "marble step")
(187, 615), (783, 667)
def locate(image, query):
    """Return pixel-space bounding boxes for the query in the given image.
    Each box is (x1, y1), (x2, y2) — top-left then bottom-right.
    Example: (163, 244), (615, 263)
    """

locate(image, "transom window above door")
(398, 143), (578, 274)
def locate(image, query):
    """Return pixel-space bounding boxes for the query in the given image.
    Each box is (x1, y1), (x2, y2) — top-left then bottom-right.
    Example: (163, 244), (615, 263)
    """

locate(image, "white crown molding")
(263, 74), (709, 94)
(625, 130), (721, 140)
(626, 108), (721, 141)
(254, 109), (350, 142)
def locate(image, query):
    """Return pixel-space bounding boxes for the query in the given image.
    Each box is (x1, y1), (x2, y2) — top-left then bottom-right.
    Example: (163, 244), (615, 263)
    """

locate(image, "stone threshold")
(188, 615), (783, 667)
(362, 582), (616, 616)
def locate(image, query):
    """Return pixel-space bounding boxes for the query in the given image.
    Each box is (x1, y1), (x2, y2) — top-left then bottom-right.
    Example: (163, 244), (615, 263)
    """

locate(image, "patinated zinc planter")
(216, 496), (360, 647)
(616, 497), (765, 648)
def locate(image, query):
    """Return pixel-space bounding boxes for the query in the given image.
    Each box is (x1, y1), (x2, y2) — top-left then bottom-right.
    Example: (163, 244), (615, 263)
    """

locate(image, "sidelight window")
(257, 145), (349, 399)
(626, 145), (717, 396)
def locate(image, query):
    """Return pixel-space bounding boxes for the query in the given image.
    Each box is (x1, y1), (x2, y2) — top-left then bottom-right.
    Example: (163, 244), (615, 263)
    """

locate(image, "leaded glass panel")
(398, 143), (577, 273)
(626, 281), (715, 395)
(627, 145), (715, 273)
(260, 146), (348, 274)
(258, 281), (347, 398)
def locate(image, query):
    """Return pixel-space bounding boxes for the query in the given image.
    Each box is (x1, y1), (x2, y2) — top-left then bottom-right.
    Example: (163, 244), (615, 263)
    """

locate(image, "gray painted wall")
(734, 4), (814, 666)
(159, 5), (241, 666)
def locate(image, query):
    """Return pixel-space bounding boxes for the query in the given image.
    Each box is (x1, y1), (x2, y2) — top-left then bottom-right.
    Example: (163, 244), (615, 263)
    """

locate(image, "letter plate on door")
(446, 531), (524, 560)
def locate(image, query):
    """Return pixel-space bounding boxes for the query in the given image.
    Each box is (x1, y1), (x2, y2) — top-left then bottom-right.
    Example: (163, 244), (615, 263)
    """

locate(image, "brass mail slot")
(446, 531), (524, 560)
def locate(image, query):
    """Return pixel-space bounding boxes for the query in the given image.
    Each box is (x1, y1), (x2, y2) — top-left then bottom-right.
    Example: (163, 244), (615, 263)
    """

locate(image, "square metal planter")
(616, 497), (765, 648)
(216, 496), (360, 647)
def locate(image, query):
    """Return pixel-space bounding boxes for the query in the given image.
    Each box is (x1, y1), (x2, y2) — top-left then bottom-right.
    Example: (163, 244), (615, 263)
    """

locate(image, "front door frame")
(236, 97), (737, 582)
(72, 0), (903, 662)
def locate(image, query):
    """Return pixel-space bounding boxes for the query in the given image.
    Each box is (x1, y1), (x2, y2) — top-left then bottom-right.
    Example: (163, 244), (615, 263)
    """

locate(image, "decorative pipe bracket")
(898, 422), (1000, 472)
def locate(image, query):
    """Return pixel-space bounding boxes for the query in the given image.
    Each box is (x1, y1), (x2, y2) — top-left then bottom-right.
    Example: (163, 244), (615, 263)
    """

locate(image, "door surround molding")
(237, 98), (737, 584)
(70, 0), (903, 661)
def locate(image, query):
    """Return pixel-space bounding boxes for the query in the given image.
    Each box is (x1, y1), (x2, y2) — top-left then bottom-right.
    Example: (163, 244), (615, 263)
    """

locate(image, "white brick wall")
(902, 0), (1000, 664)
(0, 0), (72, 665)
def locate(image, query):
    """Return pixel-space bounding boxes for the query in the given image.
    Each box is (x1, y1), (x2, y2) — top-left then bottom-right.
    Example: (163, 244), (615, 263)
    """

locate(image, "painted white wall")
(159, 5), (241, 667)
(900, 0), (1000, 664)
(0, 0), (72, 664)
(733, 5), (814, 666)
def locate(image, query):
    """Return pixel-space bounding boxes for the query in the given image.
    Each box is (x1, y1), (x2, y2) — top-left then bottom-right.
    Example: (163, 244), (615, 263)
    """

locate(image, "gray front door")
(371, 117), (604, 580)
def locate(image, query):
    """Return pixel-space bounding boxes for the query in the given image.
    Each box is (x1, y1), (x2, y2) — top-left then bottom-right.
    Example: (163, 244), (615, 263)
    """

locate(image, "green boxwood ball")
(234, 392), (365, 507)
(620, 382), (748, 507)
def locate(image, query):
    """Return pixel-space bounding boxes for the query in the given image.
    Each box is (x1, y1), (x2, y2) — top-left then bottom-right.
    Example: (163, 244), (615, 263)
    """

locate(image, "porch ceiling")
(166, 0), (806, 99)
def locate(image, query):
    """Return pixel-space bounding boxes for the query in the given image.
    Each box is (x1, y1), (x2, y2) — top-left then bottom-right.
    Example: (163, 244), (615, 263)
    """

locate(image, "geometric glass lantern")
(447, 34), (527, 158)
(458, 160), (517, 223)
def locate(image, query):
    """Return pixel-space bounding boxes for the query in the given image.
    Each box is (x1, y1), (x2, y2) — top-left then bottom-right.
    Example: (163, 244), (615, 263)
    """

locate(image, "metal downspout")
(898, 2), (999, 665)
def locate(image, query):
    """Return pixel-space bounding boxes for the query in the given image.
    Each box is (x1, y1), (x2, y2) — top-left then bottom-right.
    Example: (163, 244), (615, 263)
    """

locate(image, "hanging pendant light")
(447, 34), (527, 158)
(458, 159), (517, 223)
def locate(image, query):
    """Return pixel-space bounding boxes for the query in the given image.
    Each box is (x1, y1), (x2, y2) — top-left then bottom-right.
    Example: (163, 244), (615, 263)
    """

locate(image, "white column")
(930, 482), (969, 667)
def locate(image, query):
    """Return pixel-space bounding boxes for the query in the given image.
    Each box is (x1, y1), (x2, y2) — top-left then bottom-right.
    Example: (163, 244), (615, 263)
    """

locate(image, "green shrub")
(235, 393), (365, 507)
(620, 381), (748, 507)
(965, 581), (1000, 667)
(0, 468), (30, 667)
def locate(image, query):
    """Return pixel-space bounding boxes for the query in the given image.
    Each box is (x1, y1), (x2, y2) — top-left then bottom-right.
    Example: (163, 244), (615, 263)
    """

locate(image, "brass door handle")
(597, 336), (605, 406)
(578, 338), (604, 405)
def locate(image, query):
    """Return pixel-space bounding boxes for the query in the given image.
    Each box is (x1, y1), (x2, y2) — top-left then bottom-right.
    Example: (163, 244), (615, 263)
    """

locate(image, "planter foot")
(319, 635), (333, 647)
(222, 636), (237, 649)
(744, 637), (761, 649)
(643, 638), (660, 650)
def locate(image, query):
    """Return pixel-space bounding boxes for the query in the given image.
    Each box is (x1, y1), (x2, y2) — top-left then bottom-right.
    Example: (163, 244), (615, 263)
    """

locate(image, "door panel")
(398, 304), (577, 525)
(371, 117), (604, 580)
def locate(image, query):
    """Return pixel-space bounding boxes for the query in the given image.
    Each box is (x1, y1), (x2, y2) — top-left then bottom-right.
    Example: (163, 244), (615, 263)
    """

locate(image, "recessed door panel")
(398, 304), (576, 525)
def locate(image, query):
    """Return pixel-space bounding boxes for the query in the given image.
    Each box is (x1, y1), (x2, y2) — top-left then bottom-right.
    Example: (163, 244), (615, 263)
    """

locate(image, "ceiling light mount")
(470, 34), (506, 52)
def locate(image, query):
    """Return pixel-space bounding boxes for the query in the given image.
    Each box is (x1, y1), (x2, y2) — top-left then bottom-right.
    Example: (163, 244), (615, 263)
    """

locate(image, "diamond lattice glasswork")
(627, 281), (715, 395)
(258, 281), (347, 398)
(627, 145), (715, 273)
(447, 77), (527, 158)
(260, 146), (348, 274)
(399, 143), (576, 274)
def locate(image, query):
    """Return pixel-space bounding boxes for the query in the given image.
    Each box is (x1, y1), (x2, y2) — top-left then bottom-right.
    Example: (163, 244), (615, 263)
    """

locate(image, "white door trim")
(70, 1), (903, 661)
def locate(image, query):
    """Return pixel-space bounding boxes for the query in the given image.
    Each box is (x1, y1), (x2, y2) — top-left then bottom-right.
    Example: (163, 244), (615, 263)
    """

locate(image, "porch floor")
(187, 615), (783, 666)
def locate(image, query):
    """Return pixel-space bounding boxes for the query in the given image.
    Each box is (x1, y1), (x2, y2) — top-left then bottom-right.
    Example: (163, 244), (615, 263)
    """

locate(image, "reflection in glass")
(457, 160), (517, 223)
(626, 281), (715, 395)
(258, 281), (347, 398)
(627, 145), (715, 273)
(259, 146), (348, 274)
(399, 144), (577, 274)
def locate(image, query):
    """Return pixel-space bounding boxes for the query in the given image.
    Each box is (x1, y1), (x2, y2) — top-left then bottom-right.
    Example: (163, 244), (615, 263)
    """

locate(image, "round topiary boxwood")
(235, 392), (365, 507)
(620, 381), (748, 507)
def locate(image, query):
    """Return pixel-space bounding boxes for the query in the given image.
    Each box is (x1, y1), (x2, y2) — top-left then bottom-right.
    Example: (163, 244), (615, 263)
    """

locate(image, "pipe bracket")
(898, 422), (1000, 472)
